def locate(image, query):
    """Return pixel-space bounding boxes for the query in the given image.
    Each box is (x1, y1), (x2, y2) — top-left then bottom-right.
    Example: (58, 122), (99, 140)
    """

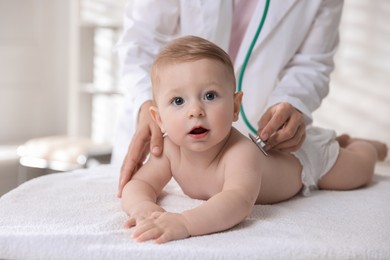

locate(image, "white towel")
(1, 164), (390, 259)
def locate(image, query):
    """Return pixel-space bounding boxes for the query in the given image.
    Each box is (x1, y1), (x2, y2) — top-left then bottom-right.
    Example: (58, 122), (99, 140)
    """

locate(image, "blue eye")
(172, 97), (184, 106)
(204, 91), (217, 101)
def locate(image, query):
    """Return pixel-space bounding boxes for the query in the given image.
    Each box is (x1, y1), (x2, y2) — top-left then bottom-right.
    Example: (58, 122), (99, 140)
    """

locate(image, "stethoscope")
(237, 0), (270, 156)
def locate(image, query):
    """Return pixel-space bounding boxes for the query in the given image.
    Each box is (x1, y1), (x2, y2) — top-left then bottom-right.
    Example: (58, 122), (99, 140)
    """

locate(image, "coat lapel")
(235, 0), (297, 71)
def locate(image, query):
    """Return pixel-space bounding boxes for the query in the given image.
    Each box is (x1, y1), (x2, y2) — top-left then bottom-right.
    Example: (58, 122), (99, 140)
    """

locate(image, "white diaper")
(292, 126), (340, 196)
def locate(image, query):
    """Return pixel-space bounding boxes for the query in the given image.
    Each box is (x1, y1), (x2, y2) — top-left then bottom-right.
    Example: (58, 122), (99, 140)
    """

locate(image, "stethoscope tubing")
(237, 0), (270, 135)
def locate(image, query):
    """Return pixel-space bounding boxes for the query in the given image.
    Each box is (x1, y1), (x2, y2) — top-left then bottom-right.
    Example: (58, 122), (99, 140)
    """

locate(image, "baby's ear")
(149, 106), (164, 132)
(233, 91), (243, 122)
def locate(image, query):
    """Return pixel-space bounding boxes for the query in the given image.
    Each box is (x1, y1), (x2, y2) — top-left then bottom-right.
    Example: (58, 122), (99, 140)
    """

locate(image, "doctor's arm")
(258, 0), (343, 152)
(116, 0), (180, 197)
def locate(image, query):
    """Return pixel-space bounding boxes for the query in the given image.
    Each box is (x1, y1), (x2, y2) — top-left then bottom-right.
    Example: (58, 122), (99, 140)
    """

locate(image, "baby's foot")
(336, 134), (388, 161)
(336, 134), (351, 148)
(367, 140), (388, 161)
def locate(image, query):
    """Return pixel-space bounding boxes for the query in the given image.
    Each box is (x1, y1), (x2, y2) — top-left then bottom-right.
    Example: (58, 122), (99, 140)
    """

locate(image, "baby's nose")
(188, 103), (205, 118)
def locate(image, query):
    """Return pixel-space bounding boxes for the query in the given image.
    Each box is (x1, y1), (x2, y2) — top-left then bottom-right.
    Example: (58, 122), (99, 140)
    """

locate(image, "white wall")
(0, 0), (72, 144)
(0, 0), (388, 148)
(314, 0), (390, 148)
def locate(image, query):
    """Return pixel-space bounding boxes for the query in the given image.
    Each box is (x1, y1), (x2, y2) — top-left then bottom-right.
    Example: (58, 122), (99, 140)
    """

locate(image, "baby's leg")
(318, 137), (385, 191)
(337, 134), (388, 161)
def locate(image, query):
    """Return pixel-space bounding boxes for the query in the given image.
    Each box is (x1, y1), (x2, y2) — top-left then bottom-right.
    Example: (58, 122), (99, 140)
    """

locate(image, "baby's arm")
(132, 177), (261, 243)
(132, 142), (263, 243)
(121, 151), (172, 227)
(182, 153), (263, 236)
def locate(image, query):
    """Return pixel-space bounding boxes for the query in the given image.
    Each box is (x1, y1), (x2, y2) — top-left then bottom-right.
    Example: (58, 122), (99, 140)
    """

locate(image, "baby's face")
(151, 58), (241, 152)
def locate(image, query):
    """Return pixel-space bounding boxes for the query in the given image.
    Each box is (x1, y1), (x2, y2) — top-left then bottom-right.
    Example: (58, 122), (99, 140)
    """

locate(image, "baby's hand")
(132, 212), (190, 244)
(123, 202), (164, 228)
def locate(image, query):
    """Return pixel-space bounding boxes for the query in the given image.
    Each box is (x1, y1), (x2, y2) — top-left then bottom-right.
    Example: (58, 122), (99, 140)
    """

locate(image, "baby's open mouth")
(189, 127), (209, 135)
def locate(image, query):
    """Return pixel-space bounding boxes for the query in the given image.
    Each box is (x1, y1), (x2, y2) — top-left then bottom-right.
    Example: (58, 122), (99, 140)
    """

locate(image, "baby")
(121, 35), (388, 244)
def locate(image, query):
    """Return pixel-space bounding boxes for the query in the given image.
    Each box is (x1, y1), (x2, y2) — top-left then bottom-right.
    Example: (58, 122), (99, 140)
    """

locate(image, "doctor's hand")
(117, 100), (164, 198)
(258, 102), (305, 153)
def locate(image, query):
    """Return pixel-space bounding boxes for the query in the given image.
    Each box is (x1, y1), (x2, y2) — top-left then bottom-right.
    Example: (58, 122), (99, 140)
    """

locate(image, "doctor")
(114, 0), (343, 197)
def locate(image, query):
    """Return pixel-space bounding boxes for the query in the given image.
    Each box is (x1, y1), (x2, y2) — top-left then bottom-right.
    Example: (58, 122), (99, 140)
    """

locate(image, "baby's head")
(149, 36), (242, 151)
(150, 35), (236, 98)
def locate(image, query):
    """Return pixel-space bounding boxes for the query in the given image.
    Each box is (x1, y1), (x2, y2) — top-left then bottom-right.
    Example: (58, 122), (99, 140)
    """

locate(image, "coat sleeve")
(265, 0), (343, 124)
(115, 0), (180, 125)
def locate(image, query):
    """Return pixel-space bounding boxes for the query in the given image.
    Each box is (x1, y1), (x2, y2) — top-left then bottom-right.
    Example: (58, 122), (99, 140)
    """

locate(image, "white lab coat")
(112, 0), (343, 165)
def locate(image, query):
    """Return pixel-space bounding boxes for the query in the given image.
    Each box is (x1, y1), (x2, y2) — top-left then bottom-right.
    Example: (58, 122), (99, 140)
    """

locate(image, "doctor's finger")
(257, 108), (273, 135)
(149, 123), (164, 156)
(270, 124), (306, 152)
(117, 131), (149, 197)
(259, 110), (290, 141)
(265, 107), (303, 147)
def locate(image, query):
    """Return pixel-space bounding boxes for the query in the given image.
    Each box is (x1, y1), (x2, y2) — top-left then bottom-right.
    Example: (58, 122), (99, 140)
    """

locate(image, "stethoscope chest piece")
(248, 133), (269, 157)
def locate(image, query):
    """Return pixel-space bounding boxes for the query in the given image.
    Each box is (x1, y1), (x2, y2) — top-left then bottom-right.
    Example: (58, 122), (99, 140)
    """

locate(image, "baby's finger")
(135, 228), (162, 242)
(155, 233), (172, 244)
(132, 220), (155, 237)
(123, 218), (136, 228)
(132, 222), (162, 242)
(150, 211), (164, 219)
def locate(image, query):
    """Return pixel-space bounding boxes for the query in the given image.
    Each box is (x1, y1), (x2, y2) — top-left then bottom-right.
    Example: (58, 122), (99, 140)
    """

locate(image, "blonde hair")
(151, 35), (236, 92)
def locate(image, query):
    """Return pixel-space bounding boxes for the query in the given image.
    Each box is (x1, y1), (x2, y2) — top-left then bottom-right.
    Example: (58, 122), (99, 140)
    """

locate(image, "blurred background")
(0, 0), (389, 196)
